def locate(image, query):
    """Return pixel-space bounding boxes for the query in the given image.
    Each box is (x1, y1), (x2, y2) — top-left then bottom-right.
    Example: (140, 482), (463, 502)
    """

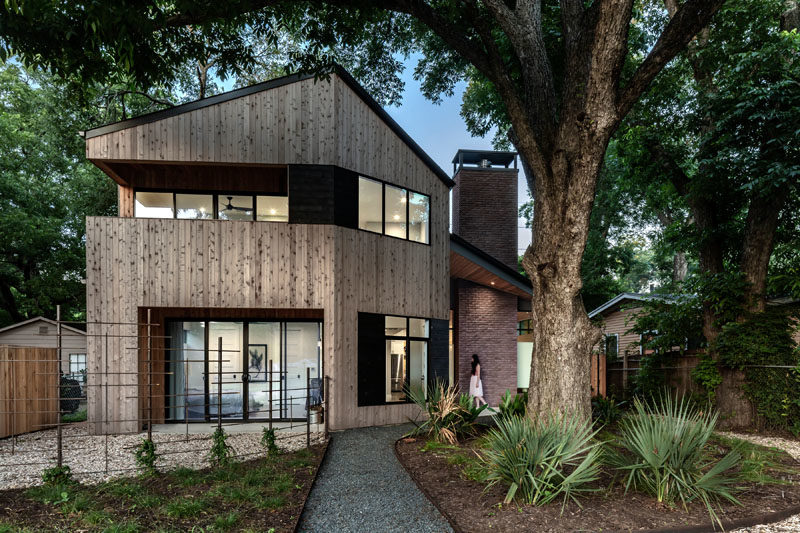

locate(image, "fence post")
(268, 359), (273, 432)
(56, 305), (62, 468)
(147, 308), (152, 441)
(104, 330), (109, 473)
(324, 375), (330, 440)
(306, 367), (310, 449)
(217, 336), (222, 432)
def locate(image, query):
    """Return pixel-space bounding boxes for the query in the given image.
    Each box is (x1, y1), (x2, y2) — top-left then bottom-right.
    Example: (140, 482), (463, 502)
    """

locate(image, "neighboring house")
(83, 67), (532, 434)
(0, 317), (87, 380)
(588, 292), (670, 394)
(589, 292), (800, 395)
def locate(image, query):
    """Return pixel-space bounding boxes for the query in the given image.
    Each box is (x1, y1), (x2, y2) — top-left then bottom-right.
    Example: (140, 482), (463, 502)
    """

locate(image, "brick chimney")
(451, 149), (519, 268)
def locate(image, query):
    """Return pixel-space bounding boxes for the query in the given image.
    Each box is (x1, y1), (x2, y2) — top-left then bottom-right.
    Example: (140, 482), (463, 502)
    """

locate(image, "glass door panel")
(208, 322), (244, 418)
(386, 339), (407, 403)
(409, 341), (427, 399)
(283, 323), (321, 419)
(168, 321), (206, 420)
(247, 322), (281, 419)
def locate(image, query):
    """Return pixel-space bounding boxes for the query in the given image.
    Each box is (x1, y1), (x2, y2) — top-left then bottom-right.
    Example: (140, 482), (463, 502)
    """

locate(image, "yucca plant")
(608, 393), (742, 527)
(407, 380), (487, 443)
(481, 413), (602, 510)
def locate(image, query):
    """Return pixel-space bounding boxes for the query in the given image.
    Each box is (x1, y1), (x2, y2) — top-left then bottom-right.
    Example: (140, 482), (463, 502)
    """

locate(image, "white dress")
(469, 374), (483, 398)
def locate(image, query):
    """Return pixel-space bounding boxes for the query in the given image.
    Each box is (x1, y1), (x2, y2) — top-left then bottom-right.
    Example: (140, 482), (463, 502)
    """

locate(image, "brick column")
(451, 167), (518, 269)
(456, 280), (518, 405)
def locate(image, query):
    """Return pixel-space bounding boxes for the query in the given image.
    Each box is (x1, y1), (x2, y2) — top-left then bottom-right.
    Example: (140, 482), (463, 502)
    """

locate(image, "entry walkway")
(298, 424), (454, 533)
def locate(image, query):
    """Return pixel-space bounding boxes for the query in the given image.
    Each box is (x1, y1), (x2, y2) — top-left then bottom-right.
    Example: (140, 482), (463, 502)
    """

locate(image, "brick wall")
(456, 280), (518, 405)
(451, 167), (518, 268)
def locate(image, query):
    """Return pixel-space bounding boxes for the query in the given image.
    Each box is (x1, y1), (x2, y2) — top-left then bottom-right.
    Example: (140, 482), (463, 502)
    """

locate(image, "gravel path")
(297, 424), (453, 533)
(724, 431), (800, 533)
(0, 423), (325, 489)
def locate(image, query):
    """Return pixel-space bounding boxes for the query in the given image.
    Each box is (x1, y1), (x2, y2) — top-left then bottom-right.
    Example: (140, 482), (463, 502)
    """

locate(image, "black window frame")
(356, 175), (431, 245)
(133, 188), (289, 222)
(358, 312), (433, 407)
(383, 315), (430, 404)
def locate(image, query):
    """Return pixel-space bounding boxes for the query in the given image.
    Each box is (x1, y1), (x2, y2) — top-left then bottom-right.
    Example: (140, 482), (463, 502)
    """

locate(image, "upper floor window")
(135, 192), (174, 218)
(134, 191), (288, 222)
(357, 176), (430, 244)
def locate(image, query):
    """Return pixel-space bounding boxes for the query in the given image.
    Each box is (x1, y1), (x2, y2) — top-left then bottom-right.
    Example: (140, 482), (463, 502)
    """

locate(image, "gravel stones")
(0, 423), (325, 490)
(298, 424), (453, 533)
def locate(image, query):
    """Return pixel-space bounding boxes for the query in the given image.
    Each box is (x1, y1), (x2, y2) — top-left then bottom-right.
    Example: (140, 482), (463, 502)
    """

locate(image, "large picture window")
(357, 176), (430, 244)
(134, 191), (288, 222)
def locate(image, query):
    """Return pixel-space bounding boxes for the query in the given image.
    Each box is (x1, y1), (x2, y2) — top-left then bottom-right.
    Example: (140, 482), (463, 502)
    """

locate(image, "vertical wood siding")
(0, 346), (59, 438)
(87, 215), (448, 433)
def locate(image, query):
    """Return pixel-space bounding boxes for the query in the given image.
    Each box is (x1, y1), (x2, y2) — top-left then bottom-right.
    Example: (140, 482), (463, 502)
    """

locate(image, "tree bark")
(673, 252), (688, 283)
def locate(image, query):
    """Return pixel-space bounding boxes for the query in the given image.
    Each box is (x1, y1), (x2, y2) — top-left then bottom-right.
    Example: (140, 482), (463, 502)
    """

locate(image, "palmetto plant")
(481, 413), (602, 510)
(406, 380), (487, 444)
(608, 394), (742, 526)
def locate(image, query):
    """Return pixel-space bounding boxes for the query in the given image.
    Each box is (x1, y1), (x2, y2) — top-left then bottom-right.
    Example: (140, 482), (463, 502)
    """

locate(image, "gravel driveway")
(297, 424), (453, 533)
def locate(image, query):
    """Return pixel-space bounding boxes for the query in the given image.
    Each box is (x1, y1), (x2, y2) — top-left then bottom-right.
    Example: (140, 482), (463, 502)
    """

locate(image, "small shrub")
(61, 492), (93, 514)
(42, 465), (74, 486)
(61, 409), (87, 423)
(134, 438), (158, 475)
(498, 390), (527, 418)
(261, 428), (279, 455)
(257, 495), (286, 510)
(608, 394), (742, 527)
(208, 427), (233, 467)
(481, 413), (602, 509)
(164, 496), (206, 519)
(213, 511), (240, 531)
(406, 380), (487, 444)
(591, 395), (625, 426)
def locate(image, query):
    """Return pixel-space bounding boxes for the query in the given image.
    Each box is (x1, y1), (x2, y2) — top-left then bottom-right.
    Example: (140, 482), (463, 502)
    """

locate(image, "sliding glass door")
(167, 320), (321, 422)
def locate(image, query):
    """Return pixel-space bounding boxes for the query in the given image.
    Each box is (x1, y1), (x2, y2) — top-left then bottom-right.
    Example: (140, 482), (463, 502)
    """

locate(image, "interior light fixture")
(270, 208), (277, 215)
(490, 281), (496, 285)
(401, 197), (407, 203)
(393, 214), (400, 220)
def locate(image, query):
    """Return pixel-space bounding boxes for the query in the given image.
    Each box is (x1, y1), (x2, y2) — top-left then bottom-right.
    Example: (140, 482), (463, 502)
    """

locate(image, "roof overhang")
(450, 234), (532, 298)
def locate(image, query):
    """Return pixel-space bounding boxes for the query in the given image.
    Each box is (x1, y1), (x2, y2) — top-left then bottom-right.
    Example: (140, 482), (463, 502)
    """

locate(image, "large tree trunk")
(523, 132), (607, 420)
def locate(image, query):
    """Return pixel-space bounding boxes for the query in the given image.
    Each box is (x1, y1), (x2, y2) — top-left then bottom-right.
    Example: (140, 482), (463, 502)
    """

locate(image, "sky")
(387, 66), (533, 256)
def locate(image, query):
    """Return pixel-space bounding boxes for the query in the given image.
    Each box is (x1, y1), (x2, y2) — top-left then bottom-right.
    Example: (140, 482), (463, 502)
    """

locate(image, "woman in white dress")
(469, 354), (487, 408)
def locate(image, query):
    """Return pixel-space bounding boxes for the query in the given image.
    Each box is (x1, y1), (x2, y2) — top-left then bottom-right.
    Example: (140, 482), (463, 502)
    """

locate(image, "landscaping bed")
(396, 433), (800, 532)
(0, 443), (327, 532)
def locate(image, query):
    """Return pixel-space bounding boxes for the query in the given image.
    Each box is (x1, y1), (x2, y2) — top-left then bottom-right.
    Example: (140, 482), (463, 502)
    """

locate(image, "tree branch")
(617, 0), (725, 119)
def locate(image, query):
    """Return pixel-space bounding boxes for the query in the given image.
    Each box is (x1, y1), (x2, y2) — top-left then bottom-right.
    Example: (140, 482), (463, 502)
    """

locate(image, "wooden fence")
(0, 345), (59, 439)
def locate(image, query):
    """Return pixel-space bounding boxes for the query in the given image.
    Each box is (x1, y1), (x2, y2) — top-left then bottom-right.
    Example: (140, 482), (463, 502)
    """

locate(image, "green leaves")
(405, 380), (487, 444)
(609, 394), (742, 527)
(481, 412), (602, 511)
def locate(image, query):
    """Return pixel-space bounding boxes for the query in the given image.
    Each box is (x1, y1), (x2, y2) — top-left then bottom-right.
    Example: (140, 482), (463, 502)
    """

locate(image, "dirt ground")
(0, 443), (327, 532)
(396, 435), (800, 533)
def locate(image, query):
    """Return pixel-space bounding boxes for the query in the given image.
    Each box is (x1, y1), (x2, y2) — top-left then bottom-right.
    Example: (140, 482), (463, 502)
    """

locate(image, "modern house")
(0, 317), (86, 379)
(83, 67), (532, 434)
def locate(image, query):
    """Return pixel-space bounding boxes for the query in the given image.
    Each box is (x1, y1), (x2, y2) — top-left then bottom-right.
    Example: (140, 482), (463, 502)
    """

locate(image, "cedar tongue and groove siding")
(84, 71), (450, 434)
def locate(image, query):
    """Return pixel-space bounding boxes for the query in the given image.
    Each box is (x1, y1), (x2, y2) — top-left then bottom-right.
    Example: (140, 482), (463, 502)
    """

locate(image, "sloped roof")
(0, 316), (86, 336)
(587, 292), (677, 318)
(83, 66), (454, 188)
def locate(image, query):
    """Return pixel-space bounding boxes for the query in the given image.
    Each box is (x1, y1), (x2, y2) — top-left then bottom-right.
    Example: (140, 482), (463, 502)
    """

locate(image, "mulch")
(396, 436), (800, 533)
(0, 442), (327, 532)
